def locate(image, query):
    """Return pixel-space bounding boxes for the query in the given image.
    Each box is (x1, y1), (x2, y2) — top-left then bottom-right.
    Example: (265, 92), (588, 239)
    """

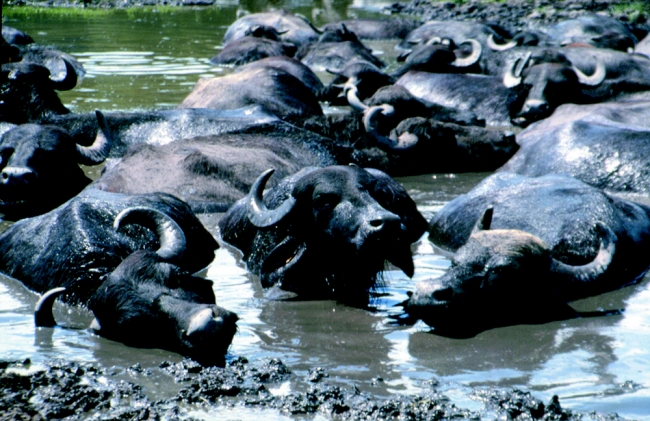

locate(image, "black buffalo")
(296, 24), (385, 72)
(178, 65), (322, 121)
(219, 166), (427, 305)
(43, 105), (280, 158)
(1, 61), (74, 124)
(34, 207), (237, 366)
(209, 33), (297, 67)
(406, 172), (650, 337)
(320, 18), (418, 40)
(0, 111), (111, 219)
(222, 10), (320, 50)
(499, 101), (650, 195)
(0, 188), (235, 364)
(93, 123), (337, 212)
(499, 46), (650, 124)
(396, 71), (520, 127)
(1, 27), (84, 124)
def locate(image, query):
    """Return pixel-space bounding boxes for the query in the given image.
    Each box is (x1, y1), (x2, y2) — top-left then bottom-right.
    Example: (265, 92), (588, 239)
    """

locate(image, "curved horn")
(503, 52), (531, 88)
(486, 33), (518, 51)
(424, 36), (442, 46)
(550, 222), (616, 283)
(49, 58), (78, 91)
(114, 207), (187, 262)
(365, 105), (418, 152)
(573, 58), (606, 86)
(246, 169), (296, 228)
(363, 103), (395, 133)
(344, 81), (368, 111)
(76, 110), (112, 166)
(34, 287), (66, 327)
(452, 39), (482, 67)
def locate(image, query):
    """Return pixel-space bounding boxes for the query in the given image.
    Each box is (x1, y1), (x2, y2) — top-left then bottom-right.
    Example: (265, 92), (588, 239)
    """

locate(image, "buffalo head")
(35, 207), (237, 366)
(0, 111), (111, 219)
(405, 207), (616, 337)
(219, 165), (427, 304)
(503, 51), (606, 125)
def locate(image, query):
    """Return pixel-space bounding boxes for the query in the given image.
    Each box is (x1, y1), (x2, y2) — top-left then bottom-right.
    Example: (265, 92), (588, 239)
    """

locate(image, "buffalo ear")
(471, 206), (493, 234)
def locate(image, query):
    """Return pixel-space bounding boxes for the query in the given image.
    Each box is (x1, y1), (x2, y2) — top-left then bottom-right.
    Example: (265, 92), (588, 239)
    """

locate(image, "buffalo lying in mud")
(0, 111), (111, 220)
(500, 101), (650, 195)
(94, 123), (337, 213)
(405, 172), (650, 337)
(396, 71), (519, 127)
(43, 105), (280, 158)
(219, 166), (427, 305)
(0, 188), (236, 365)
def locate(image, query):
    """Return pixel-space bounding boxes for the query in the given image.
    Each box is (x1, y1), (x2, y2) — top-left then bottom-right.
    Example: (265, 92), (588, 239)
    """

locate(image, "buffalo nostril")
(432, 287), (454, 302)
(370, 219), (384, 228)
(1, 172), (7, 180)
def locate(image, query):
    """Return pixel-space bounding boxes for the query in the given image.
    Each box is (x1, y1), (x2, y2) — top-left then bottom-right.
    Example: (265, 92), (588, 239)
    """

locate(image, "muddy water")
(2, 5), (650, 420)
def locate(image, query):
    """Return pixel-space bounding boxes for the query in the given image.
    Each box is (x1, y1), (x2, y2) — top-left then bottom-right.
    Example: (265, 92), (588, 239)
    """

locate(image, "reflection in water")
(2, 6), (650, 421)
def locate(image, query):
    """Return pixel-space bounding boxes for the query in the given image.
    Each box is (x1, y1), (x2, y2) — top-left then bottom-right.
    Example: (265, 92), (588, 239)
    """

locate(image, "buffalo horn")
(452, 39), (482, 67)
(573, 58), (606, 86)
(34, 287), (66, 327)
(76, 110), (112, 166)
(114, 207), (187, 263)
(550, 222), (616, 283)
(486, 33), (517, 51)
(49, 58), (78, 91)
(246, 169), (296, 228)
(503, 51), (531, 88)
(343, 79), (368, 111)
(363, 103), (395, 133)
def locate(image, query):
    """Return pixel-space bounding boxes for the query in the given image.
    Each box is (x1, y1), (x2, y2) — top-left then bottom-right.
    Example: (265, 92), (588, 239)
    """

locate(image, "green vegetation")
(3, 4), (200, 19)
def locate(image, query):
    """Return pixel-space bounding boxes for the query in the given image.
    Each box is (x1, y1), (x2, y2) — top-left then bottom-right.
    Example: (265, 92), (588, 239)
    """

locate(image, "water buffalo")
(407, 172), (650, 337)
(0, 111), (111, 219)
(178, 65), (323, 121)
(33, 207), (237, 366)
(397, 20), (508, 53)
(1, 61), (74, 124)
(499, 46), (650, 124)
(43, 105), (280, 158)
(209, 35), (297, 67)
(487, 14), (638, 52)
(296, 24), (385, 72)
(320, 18), (419, 40)
(93, 123), (337, 213)
(0, 187), (218, 305)
(392, 38), (483, 78)
(234, 56), (325, 98)
(222, 10), (320, 50)
(218, 166), (427, 305)
(396, 71), (520, 127)
(499, 101), (650, 195)
(543, 14), (638, 51)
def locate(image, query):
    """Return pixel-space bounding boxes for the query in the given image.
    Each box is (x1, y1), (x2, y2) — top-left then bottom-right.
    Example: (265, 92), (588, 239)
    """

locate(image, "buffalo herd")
(2, 8), (650, 364)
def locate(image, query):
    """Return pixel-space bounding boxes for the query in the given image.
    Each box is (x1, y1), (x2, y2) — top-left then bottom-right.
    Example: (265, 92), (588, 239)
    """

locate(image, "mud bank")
(1, 358), (623, 420)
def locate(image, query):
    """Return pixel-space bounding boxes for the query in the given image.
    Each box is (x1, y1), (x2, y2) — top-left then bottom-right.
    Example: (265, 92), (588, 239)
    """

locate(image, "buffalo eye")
(312, 192), (340, 213)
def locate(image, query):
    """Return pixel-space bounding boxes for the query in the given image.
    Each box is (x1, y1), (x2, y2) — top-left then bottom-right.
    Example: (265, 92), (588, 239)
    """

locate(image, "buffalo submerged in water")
(404, 172), (650, 337)
(219, 165), (428, 305)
